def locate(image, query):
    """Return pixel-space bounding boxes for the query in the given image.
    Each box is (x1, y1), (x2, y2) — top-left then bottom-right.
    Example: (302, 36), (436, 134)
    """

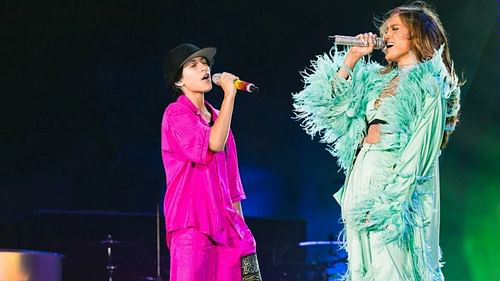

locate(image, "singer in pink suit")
(160, 43), (262, 281)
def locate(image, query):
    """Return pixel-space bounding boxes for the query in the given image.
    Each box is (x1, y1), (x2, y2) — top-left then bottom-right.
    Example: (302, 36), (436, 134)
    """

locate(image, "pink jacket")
(161, 95), (249, 246)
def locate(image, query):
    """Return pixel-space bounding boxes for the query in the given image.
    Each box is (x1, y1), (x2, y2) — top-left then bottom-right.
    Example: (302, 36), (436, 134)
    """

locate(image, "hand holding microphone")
(331, 33), (381, 68)
(330, 33), (382, 80)
(212, 73), (259, 93)
(328, 34), (385, 49)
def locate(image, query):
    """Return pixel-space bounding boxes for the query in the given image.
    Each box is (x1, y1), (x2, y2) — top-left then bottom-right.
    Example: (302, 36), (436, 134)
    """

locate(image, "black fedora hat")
(162, 43), (216, 82)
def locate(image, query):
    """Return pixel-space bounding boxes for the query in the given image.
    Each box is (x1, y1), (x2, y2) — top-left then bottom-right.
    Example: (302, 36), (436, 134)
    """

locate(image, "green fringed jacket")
(292, 46), (460, 246)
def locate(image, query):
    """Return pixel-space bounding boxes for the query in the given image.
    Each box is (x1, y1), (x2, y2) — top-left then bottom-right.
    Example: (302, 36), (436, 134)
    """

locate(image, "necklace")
(397, 63), (418, 74)
(374, 75), (400, 109)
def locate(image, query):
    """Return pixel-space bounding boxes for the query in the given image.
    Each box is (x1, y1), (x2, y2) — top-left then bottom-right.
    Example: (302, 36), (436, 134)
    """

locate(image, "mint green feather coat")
(292, 46), (460, 281)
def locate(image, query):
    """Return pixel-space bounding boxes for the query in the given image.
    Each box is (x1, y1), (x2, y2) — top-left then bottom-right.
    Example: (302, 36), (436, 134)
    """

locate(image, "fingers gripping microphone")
(212, 73), (259, 93)
(328, 35), (385, 50)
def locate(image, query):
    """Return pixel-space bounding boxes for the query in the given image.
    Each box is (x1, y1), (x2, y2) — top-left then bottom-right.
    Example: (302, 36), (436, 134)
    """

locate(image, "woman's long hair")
(377, 1), (462, 148)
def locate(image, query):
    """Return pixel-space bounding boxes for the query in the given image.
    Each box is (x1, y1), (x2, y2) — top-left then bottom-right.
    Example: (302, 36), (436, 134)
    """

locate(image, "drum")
(0, 249), (63, 281)
(298, 240), (347, 281)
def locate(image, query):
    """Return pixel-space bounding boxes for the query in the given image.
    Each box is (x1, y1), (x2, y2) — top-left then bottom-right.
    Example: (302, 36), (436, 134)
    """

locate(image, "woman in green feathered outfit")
(292, 1), (461, 280)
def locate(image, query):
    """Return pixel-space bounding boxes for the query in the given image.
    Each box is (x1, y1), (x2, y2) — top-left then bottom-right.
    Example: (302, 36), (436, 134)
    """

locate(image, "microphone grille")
(212, 73), (221, 84)
(374, 37), (385, 49)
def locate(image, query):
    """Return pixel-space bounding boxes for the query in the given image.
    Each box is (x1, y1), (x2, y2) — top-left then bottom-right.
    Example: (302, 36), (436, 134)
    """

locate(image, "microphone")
(328, 35), (385, 50)
(212, 73), (259, 93)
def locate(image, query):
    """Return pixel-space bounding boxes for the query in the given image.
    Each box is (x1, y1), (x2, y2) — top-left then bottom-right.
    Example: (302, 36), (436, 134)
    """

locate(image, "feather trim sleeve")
(292, 48), (383, 172)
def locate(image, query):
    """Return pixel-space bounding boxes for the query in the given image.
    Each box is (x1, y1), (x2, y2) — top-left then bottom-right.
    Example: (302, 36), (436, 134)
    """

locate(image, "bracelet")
(340, 64), (352, 74)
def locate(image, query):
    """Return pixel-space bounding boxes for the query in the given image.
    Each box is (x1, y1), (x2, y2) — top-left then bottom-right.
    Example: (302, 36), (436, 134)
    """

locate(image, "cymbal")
(273, 261), (330, 271)
(99, 238), (123, 245)
(298, 241), (342, 247)
(116, 275), (161, 281)
(85, 238), (132, 246)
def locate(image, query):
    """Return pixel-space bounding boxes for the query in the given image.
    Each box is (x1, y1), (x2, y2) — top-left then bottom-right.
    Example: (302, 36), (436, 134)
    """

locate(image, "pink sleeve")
(163, 106), (212, 165)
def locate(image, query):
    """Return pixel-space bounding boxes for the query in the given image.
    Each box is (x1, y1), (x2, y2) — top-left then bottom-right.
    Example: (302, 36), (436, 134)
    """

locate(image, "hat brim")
(181, 47), (217, 67)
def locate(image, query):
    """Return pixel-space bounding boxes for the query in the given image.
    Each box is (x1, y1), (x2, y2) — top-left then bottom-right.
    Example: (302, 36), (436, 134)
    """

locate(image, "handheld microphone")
(328, 35), (385, 50)
(212, 73), (259, 93)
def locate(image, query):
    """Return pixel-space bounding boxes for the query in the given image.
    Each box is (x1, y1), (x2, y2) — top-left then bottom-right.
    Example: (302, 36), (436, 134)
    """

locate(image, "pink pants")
(169, 227), (257, 281)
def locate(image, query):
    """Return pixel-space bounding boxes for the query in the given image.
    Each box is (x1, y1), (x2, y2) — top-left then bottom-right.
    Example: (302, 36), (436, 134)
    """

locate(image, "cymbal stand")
(155, 204), (162, 281)
(104, 234), (117, 281)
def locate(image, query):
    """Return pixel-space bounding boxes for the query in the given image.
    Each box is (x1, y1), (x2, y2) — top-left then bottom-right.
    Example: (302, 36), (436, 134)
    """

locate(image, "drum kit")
(93, 205), (168, 280)
(96, 234), (167, 281)
(93, 236), (345, 281)
(279, 238), (347, 281)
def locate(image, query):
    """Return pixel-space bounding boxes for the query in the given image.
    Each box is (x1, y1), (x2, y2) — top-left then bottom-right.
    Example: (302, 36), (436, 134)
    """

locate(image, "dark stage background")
(2, 0), (499, 280)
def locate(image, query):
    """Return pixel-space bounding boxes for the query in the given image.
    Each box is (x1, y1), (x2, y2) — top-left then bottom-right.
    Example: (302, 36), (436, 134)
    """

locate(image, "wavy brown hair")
(377, 1), (462, 148)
